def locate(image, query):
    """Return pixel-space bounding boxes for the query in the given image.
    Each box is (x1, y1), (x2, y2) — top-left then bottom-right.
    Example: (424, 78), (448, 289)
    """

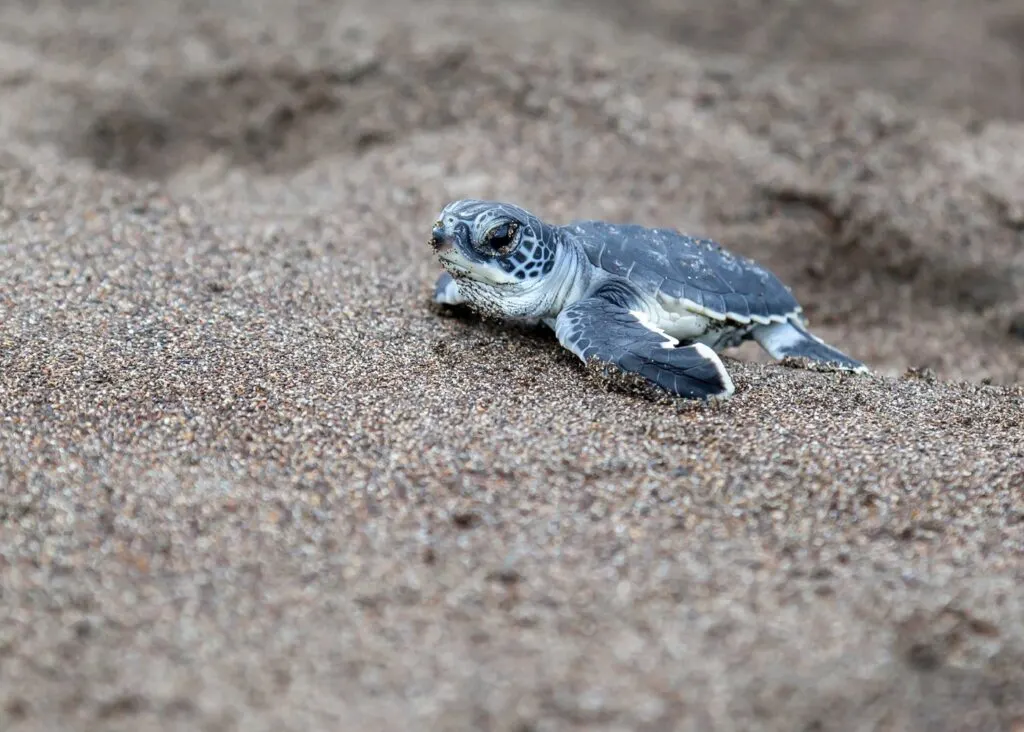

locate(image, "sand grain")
(1, 1), (1023, 730)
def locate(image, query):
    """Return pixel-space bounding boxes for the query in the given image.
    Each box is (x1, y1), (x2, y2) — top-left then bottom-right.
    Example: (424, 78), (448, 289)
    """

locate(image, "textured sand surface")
(1, 1), (1023, 730)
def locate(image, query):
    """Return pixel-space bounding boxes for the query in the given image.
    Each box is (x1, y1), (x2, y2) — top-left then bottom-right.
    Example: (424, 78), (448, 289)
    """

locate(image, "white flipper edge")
(691, 342), (735, 399)
(628, 309), (680, 349)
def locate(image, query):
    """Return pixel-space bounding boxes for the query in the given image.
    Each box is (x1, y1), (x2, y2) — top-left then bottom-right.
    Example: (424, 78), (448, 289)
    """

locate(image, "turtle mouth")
(437, 251), (470, 277)
(429, 236), (453, 254)
(439, 255), (521, 289)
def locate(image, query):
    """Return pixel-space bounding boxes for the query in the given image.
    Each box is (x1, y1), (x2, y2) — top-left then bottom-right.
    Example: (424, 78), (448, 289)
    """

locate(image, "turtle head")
(428, 199), (562, 317)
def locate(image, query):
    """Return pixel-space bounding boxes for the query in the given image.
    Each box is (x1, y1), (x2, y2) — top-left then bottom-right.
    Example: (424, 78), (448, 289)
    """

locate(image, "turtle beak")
(429, 223), (452, 253)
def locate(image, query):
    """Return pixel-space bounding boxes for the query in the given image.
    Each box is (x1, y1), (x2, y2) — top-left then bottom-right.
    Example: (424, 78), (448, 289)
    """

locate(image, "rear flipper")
(754, 320), (868, 373)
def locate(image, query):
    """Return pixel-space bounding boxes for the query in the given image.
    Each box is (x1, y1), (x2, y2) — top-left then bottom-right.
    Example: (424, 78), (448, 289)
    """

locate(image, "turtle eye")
(484, 222), (519, 255)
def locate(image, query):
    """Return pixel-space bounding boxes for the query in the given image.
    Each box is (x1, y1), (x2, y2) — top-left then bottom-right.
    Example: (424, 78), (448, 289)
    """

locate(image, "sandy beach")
(1, 1), (1023, 730)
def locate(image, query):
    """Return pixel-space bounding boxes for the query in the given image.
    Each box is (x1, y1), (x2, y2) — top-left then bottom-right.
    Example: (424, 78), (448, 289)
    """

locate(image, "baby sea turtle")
(428, 199), (867, 400)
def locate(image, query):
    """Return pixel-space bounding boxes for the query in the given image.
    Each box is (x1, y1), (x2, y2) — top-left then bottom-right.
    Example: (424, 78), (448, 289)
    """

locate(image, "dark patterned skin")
(428, 199), (579, 320)
(432, 199), (556, 281)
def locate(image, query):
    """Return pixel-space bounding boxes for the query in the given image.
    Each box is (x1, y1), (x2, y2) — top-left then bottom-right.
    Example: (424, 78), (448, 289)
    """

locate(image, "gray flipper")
(554, 295), (735, 400)
(432, 272), (464, 305)
(754, 321), (867, 372)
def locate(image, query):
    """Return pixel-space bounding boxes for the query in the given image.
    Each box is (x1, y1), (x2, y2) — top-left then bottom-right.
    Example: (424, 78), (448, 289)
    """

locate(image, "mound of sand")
(1, 1), (1022, 730)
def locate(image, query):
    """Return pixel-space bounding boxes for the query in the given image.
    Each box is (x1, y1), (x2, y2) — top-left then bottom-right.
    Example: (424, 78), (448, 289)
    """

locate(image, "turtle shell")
(566, 220), (803, 325)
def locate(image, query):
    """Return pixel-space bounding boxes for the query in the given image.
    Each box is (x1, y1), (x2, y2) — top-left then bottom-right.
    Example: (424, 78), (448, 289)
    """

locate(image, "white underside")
(655, 291), (796, 330)
(641, 292), (800, 344)
(644, 297), (713, 342)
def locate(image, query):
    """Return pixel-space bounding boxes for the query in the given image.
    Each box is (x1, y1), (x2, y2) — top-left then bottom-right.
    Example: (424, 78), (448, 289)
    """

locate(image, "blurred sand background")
(1, 0), (1023, 730)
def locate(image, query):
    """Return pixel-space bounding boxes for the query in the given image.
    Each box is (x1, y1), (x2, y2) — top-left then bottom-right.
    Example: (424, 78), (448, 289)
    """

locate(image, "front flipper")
(754, 321), (868, 373)
(554, 296), (735, 400)
(432, 272), (465, 306)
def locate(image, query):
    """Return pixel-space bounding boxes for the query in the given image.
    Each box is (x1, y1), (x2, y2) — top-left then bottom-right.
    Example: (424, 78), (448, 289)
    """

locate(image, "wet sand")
(1, 1), (1023, 730)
